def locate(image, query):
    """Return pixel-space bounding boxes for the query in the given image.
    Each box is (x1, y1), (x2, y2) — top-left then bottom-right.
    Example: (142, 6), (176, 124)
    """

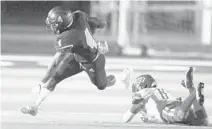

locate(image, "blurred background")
(1, 0), (212, 59)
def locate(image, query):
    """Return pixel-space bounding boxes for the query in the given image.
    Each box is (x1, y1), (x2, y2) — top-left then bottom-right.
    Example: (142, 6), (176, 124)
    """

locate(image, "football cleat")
(20, 105), (38, 116)
(197, 82), (205, 106)
(181, 67), (194, 89)
(186, 67), (194, 88)
(121, 68), (133, 89)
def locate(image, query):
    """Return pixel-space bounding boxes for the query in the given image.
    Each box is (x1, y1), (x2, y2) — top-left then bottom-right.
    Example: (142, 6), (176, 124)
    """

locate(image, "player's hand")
(97, 41), (109, 54)
(181, 80), (186, 88)
(139, 110), (149, 122)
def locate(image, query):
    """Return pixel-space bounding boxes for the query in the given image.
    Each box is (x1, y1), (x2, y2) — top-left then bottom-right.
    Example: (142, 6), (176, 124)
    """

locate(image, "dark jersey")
(55, 10), (105, 63)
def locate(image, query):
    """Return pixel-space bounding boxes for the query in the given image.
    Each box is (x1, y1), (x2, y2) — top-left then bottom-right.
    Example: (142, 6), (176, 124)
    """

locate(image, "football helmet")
(46, 6), (73, 34)
(132, 74), (157, 93)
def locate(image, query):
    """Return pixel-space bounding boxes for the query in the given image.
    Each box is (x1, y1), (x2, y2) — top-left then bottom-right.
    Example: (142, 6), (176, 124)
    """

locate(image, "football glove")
(97, 41), (109, 54)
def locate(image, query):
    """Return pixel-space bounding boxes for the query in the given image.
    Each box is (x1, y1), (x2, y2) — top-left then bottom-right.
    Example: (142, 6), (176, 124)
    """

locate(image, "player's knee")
(175, 109), (186, 121)
(91, 79), (106, 90)
(163, 108), (185, 123)
(97, 86), (106, 90)
(94, 78), (107, 90)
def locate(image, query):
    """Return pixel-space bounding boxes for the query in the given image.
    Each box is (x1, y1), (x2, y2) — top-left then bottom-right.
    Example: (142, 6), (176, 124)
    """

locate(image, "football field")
(1, 55), (212, 129)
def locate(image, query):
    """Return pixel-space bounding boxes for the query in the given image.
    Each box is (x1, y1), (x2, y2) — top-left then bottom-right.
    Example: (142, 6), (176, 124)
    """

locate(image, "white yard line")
(0, 59), (190, 71)
(2, 93), (212, 106)
(0, 60), (199, 72)
(1, 55), (212, 67)
(38, 62), (190, 72)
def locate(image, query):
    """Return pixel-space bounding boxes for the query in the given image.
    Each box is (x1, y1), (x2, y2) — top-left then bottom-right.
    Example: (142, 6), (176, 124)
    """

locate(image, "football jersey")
(55, 11), (101, 63)
(132, 88), (178, 122)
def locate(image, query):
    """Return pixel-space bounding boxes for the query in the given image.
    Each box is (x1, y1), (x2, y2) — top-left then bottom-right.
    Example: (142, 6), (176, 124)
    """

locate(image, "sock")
(35, 87), (51, 107)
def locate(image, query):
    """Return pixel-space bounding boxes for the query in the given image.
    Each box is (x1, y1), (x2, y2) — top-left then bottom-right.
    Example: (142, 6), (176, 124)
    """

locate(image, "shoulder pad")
(73, 10), (87, 17)
(73, 10), (83, 14)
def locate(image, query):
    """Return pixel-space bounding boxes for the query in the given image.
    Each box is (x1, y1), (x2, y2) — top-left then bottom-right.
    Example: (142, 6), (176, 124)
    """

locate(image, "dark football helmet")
(132, 74), (157, 93)
(46, 6), (73, 34)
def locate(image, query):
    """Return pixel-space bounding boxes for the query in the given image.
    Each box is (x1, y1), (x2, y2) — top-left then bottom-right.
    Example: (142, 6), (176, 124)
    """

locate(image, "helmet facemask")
(46, 6), (73, 34)
(46, 16), (61, 34)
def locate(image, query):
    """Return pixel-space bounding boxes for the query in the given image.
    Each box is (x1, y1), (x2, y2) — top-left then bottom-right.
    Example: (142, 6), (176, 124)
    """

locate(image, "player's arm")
(87, 17), (106, 29)
(123, 103), (145, 123)
(41, 52), (65, 83)
(123, 94), (146, 123)
(87, 16), (109, 55)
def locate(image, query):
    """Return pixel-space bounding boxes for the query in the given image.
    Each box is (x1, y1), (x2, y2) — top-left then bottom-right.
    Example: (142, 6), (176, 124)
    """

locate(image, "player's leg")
(187, 82), (208, 126)
(172, 67), (197, 122)
(41, 52), (67, 83)
(161, 95), (197, 124)
(182, 67), (208, 126)
(34, 55), (82, 107)
(84, 54), (116, 90)
(161, 67), (197, 123)
(21, 53), (82, 116)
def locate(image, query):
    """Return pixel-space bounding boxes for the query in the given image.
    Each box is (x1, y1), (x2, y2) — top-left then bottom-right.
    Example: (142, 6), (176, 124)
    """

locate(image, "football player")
(122, 67), (208, 126)
(21, 6), (116, 116)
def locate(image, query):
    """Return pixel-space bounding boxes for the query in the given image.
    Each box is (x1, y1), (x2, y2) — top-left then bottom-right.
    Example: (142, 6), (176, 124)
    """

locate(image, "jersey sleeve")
(129, 93), (146, 115)
(81, 10), (106, 29)
(87, 17), (106, 29)
(73, 10), (105, 31)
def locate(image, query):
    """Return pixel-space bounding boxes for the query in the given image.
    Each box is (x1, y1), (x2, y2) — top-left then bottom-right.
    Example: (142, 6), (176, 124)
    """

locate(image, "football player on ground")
(122, 67), (208, 126)
(21, 6), (116, 116)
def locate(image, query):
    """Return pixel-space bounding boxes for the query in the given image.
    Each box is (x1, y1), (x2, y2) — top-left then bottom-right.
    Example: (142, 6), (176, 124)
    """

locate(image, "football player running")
(122, 67), (208, 126)
(21, 6), (116, 116)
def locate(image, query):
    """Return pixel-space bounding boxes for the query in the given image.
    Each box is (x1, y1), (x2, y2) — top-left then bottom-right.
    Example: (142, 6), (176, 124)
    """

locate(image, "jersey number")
(157, 89), (169, 99)
(84, 28), (97, 49)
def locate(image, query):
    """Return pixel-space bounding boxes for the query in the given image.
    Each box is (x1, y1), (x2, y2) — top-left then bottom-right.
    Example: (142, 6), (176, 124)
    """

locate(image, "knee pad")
(162, 108), (186, 123)
(176, 109), (186, 121)
(92, 78), (107, 90)
(96, 85), (106, 90)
